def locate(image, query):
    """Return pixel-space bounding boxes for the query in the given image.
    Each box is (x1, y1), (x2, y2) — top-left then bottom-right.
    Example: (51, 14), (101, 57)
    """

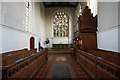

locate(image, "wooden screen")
(80, 6), (97, 33)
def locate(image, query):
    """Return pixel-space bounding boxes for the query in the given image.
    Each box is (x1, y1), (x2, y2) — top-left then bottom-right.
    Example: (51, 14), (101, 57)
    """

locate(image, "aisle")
(33, 54), (92, 80)
(46, 54), (78, 78)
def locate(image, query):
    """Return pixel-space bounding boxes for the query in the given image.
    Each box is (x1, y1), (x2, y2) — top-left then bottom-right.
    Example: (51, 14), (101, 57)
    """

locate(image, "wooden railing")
(88, 50), (120, 66)
(1, 48), (28, 57)
(1, 49), (48, 79)
(1, 49), (37, 66)
(75, 50), (120, 79)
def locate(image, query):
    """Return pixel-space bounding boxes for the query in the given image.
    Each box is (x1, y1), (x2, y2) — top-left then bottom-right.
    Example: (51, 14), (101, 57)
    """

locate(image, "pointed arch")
(30, 37), (35, 49)
(52, 11), (69, 37)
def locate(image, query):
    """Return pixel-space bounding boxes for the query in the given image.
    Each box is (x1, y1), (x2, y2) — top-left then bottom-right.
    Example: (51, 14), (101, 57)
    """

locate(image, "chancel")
(0, 0), (120, 80)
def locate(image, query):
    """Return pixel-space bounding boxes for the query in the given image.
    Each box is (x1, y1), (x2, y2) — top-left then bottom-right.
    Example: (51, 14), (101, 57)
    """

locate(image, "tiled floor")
(34, 54), (92, 79)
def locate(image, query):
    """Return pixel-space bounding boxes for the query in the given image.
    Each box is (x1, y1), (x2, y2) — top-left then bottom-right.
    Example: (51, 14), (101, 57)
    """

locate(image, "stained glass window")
(53, 11), (69, 37)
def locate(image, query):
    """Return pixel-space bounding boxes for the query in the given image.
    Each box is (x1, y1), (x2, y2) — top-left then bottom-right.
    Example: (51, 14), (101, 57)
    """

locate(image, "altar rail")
(1, 49), (48, 79)
(76, 50), (120, 79)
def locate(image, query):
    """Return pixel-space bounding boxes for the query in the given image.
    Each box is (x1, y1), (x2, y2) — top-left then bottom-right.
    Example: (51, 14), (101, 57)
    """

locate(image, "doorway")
(30, 37), (35, 49)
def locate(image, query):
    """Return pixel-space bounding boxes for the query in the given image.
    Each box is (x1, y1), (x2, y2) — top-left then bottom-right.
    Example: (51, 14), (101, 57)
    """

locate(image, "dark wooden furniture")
(1, 49), (48, 79)
(72, 6), (120, 79)
(88, 50), (120, 66)
(80, 6), (97, 33)
(75, 50), (120, 79)
(1, 49), (37, 66)
(73, 6), (97, 51)
(75, 33), (97, 51)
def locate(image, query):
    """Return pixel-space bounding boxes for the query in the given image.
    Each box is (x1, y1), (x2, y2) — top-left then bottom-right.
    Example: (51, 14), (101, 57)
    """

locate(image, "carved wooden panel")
(80, 6), (97, 33)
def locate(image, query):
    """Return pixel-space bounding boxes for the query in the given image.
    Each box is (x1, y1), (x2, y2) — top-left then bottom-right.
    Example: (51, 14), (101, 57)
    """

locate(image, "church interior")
(0, 0), (120, 80)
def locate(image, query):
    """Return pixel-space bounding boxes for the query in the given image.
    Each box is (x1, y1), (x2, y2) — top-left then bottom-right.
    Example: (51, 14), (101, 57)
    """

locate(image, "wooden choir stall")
(72, 6), (120, 79)
(0, 48), (48, 79)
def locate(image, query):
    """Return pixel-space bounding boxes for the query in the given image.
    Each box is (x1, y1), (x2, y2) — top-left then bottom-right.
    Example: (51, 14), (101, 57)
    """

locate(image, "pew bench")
(75, 50), (120, 79)
(1, 49), (48, 79)
(1, 49), (37, 66)
(88, 50), (120, 66)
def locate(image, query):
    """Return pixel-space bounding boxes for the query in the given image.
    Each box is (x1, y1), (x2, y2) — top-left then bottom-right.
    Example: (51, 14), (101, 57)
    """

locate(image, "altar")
(53, 44), (69, 49)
